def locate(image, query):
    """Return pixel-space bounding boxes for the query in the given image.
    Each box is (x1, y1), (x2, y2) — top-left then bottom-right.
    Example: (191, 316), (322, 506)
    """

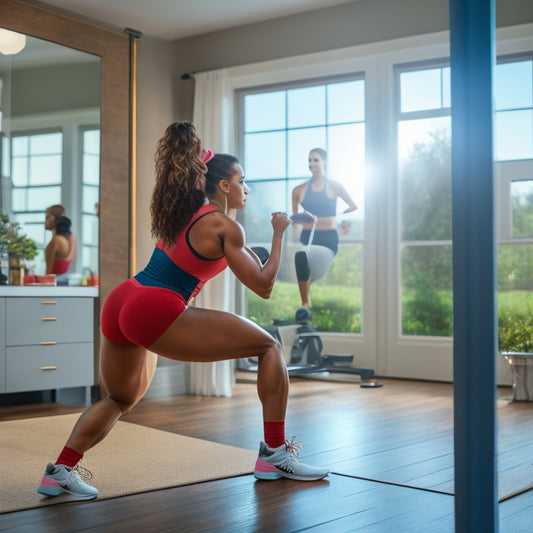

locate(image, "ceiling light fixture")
(0, 28), (26, 55)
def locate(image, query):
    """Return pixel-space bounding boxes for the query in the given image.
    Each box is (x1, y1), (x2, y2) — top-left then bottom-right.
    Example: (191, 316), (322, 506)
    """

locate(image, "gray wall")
(11, 63), (100, 116)
(169, 0), (533, 120)
(135, 37), (176, 270)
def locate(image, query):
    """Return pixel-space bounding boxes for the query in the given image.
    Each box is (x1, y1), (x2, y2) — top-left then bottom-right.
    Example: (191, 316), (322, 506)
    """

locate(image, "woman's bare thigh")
(99, 336), (157, 407)
(149, 307), (280, 362)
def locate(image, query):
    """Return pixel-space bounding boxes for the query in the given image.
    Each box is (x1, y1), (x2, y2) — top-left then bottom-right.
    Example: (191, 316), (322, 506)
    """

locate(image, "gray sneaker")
(254, 437), (329, 481)
(37, 462), (98, 500)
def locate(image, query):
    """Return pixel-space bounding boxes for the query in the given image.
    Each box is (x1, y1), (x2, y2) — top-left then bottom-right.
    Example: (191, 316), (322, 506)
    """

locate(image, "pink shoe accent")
(40, 477), (61, 488)
(254, 458), (278, 473)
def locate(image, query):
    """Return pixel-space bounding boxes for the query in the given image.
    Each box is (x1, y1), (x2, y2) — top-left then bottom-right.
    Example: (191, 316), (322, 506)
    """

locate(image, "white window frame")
(8, 107), (100, 275)
(225, 24), (533, 381)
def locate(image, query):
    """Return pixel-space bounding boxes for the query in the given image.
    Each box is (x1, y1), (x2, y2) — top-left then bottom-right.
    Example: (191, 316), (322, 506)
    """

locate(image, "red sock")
(264, 420), (285, 448)
(55, 446), (83, 468)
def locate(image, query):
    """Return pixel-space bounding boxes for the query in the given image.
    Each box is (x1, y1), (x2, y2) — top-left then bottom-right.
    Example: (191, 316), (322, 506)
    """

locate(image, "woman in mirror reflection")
(44, 204), (76, 276)
(37, 122), (328, 501)
(291, 148), (358, 323)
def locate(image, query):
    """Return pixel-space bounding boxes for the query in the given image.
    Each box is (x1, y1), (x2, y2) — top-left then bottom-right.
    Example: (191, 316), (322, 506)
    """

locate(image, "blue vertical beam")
(449, 1), (498, 532)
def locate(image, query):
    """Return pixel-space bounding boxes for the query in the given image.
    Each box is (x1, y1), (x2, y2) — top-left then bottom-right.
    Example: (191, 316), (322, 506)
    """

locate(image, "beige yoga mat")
(0, 413), (258, 513)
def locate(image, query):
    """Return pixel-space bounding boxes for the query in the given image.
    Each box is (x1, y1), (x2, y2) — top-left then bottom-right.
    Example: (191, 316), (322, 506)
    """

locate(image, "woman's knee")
(260, 339), (286, 367)
(106, 394), (138, 416)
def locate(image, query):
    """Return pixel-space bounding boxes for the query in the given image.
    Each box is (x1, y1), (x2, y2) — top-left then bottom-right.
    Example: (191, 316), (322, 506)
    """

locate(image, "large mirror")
(0, 0), (131, 304)
(0, 32), (101, 281)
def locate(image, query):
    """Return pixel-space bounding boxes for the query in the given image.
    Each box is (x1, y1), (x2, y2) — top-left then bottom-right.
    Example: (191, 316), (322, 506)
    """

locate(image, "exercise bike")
(241, 214), (376, 382)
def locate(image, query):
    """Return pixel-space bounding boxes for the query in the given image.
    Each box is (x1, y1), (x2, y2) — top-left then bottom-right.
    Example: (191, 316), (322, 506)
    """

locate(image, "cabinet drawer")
(6, 343), (94, 393)
(6, 298), (93, 346)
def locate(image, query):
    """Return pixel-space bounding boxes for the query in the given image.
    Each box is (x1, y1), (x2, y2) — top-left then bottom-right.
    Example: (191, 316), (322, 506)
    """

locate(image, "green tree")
(400, 129), (452, 242)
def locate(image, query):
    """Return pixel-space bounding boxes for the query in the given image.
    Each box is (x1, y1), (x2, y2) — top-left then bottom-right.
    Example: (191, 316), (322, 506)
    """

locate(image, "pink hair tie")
(201, 149), (214, 163)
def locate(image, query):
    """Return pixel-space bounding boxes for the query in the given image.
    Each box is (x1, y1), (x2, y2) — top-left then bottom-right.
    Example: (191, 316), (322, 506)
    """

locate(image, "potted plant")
(0, 213), (38, 285)
(499, 310), (533, 401)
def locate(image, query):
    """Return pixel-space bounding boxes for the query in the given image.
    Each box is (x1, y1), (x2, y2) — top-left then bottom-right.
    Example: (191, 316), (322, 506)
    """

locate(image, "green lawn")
(247, 283), (533, 351)
(247, 281), (362, 332)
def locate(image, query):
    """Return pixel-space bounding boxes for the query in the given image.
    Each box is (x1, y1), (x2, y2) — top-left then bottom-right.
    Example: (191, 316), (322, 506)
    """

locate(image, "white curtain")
(189, 69), (235, 397)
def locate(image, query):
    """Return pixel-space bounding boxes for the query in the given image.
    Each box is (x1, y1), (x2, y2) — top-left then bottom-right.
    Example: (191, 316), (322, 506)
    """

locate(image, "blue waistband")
(134, 247), (200, 301)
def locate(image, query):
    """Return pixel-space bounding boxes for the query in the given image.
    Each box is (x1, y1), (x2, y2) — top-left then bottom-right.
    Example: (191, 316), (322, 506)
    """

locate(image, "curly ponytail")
(150, 122), (207, 247)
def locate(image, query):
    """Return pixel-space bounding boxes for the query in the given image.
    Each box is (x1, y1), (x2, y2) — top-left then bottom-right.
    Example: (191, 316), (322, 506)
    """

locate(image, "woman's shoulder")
(292, 181), (309, 195)
(51, 233), (69, 244)
(327, 178), (345, 194)
(193, 205), (231, 232)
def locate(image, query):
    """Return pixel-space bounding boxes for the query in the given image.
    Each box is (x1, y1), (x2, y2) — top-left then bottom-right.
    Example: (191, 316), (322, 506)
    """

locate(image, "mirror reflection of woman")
(44, 205), (76, 275)
(291, 148), (357, 322)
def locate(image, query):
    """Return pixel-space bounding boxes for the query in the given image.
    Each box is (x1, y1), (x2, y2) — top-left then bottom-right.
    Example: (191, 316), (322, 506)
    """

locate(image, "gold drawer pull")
(40, 341), (57, 345)
(41, 301), (57, 305)
(41, 317), (57, 321)
(41, 366), (57, 371)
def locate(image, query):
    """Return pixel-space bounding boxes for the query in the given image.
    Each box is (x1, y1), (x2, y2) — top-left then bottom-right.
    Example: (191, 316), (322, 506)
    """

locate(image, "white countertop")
(0, 286), (99, 297)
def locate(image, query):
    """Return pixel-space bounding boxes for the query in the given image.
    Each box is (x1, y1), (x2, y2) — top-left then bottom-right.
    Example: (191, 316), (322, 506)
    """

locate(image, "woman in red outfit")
(38, 122), (328, 501)
(44, 206), (76, 275)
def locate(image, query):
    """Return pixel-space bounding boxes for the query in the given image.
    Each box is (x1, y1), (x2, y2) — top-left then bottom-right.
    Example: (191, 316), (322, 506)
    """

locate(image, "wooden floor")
(0, 373), (532, 532)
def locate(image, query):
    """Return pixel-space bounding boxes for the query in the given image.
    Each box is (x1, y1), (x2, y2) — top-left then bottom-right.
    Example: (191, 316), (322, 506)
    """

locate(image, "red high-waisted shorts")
(101, 278), (187, 348)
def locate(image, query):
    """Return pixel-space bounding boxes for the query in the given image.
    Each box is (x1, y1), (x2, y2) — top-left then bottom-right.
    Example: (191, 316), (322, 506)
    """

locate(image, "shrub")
(402, 276), (453, 336)
(498, 306), (533, 353)
(0, 214), (38, 263)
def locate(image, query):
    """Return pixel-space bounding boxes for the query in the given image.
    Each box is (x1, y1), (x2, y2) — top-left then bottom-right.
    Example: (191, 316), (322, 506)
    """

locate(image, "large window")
(397, 64), (452, 337)
(495, 58), (533, 352)
(240, 77), (365, 332)
(398, 57), (533, 338)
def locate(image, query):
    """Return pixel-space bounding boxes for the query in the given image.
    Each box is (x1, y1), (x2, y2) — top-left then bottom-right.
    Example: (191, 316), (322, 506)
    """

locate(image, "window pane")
(84, 130), (100, 153)
(82, 213), (99, 246)
(401, 244), (453, 336)
(244, 92), (286, 132)
(83, 154), (100, 185)
(244, 131), (286, 179)
(22, 222), (45, 248)
(287, 127), (326, 178)
(82, 185), (99, 213)
(12, 136), (27, 156)
(82, 245), (99, 273)
(242, 77), (365, 334)
(12, 189), (26, 211)
(442, 67), (451, 108)
(27, 186), (61, 210)
(399, 118), (451, 240)
(328, 80), (365, 123)
(243, 180), (289, 243)
(495, 61), (533, 111)
(400, 68), (442, 113)
(30, 132), (62, 155)
(11, 157), (28, 186)
(498, 243), (533, 292)
(495, 109), (533, 161)
(398, 116), (450, 163)
(29, 154), (62, 185)
(287, 86), (325, 128)
(2, 135), (10, 177)
(498, 243), (533, 352)
(328, 123), (365, 211)
(247, 243), (362, 333)
(512, 179), (533, 237)
(15, 212), (43, 226)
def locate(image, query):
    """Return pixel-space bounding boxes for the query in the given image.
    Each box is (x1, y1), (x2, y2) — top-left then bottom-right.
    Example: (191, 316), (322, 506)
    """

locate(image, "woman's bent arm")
(223, 213), (290, 298)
